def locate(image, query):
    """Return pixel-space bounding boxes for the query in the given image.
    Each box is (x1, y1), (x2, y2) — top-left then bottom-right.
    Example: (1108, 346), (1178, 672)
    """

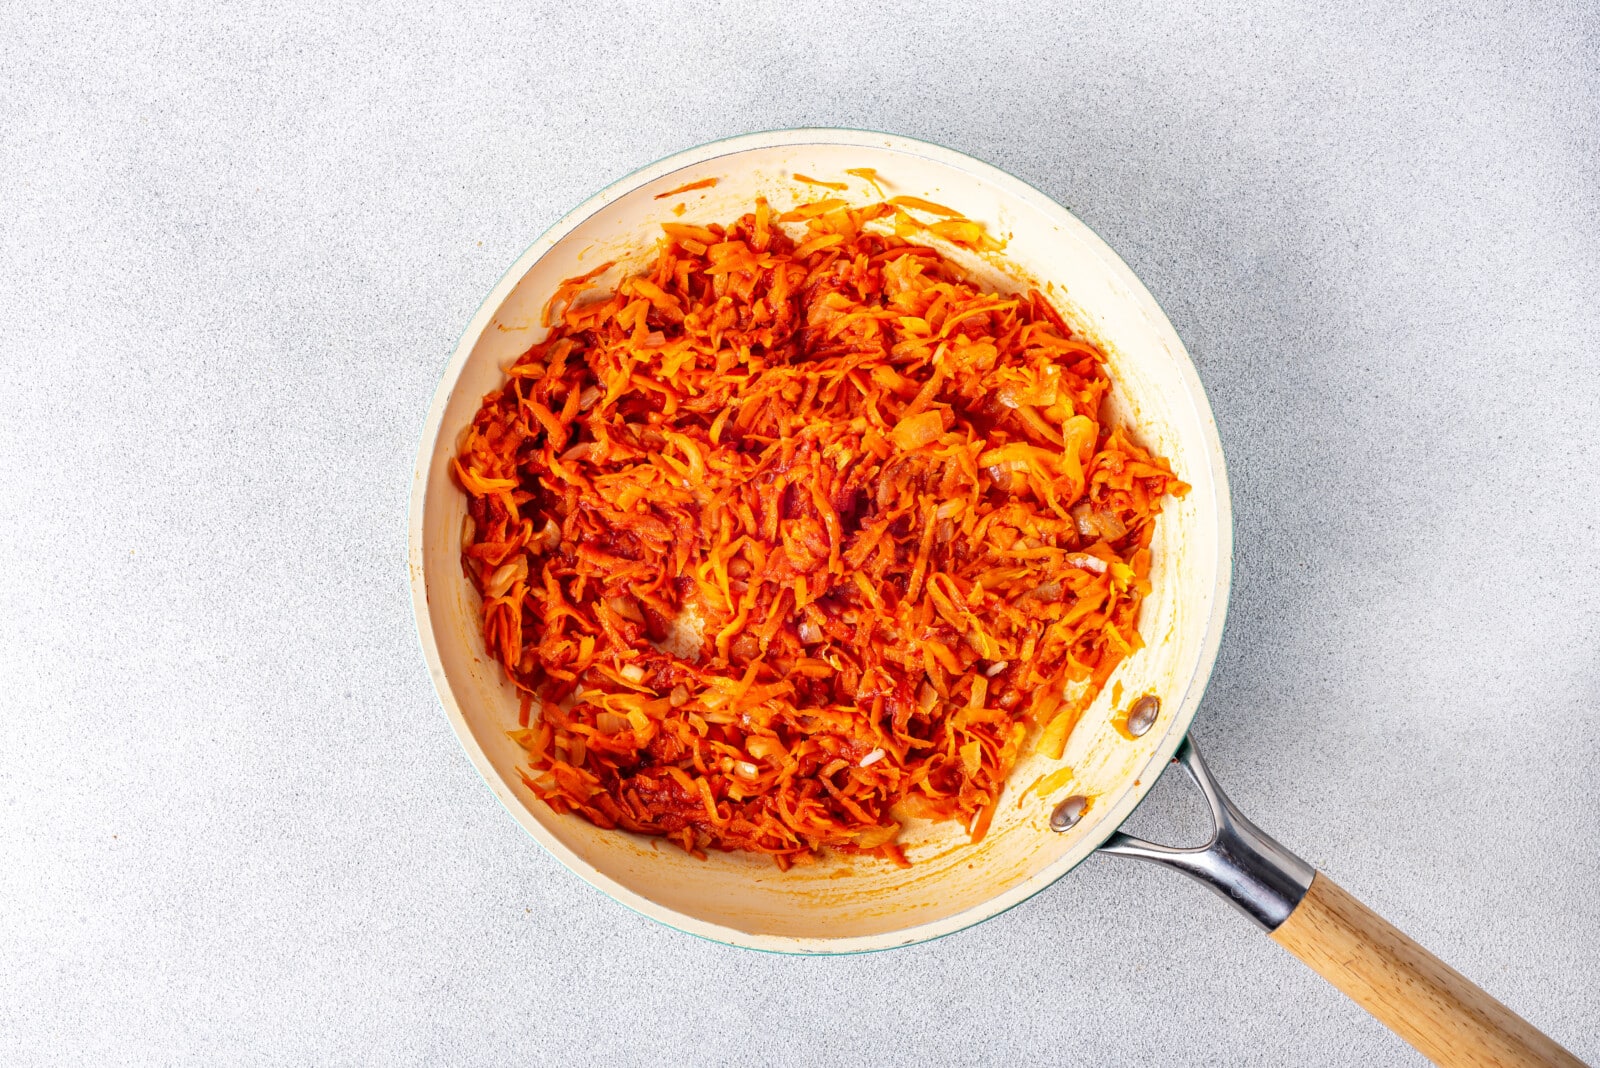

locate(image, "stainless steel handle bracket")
(1091, 736), (1314, 931)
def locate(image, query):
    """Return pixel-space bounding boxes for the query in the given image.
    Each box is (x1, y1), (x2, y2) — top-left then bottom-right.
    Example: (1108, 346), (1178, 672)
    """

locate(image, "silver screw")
(1126, 694), (1160, 737)
(1049, 794), (1089, 832)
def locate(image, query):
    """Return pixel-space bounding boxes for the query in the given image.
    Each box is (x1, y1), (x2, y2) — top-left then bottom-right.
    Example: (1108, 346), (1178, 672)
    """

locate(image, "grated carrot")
(654, 177), (718, 199)
(454, 196), (1186, 867)
(793, 173), (848, 191)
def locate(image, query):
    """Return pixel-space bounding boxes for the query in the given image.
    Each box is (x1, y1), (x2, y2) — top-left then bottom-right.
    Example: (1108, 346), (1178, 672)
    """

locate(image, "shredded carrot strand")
(793, 173), (849, 191)
(846, 168), (887, 196)
(889, 195), (962, 217)
(654, 177), (718, 199)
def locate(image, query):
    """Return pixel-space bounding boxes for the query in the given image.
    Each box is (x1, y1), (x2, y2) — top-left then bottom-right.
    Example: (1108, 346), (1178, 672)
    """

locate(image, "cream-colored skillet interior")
(408, 131), (1231, 953)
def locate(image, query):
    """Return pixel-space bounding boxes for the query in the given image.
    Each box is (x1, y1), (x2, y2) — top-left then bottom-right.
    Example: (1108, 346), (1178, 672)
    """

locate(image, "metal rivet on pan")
(1049, 794), (1089, 832)
(1126, 694), (1160, 738)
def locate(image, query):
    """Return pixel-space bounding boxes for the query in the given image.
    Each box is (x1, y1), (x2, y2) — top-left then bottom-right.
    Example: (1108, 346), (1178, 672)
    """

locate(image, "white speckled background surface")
(3, 2), (1597, 1064)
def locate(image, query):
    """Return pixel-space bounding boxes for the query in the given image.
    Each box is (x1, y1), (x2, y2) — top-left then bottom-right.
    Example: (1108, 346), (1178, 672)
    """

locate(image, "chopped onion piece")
(746, 736), (785, 761)
(606, 595), (645, 623)
(485, 554), (528, 598)
(854, 823), (899, 848)
(1066, 553), (1108, 575)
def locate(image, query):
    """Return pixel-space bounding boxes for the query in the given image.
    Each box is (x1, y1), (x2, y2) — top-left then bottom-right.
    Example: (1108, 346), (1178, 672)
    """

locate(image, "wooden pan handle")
(1271, 873), (1583, 1067)
(1085, 740), (1583, 1066)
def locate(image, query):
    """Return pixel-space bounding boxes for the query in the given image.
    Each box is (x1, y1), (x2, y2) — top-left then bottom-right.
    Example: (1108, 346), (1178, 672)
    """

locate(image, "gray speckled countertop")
(3, 2), (1597, 1064)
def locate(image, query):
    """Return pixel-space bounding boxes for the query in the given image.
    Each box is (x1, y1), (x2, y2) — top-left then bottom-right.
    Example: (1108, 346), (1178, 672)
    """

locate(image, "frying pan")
(408, 130), (1581, 1066)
